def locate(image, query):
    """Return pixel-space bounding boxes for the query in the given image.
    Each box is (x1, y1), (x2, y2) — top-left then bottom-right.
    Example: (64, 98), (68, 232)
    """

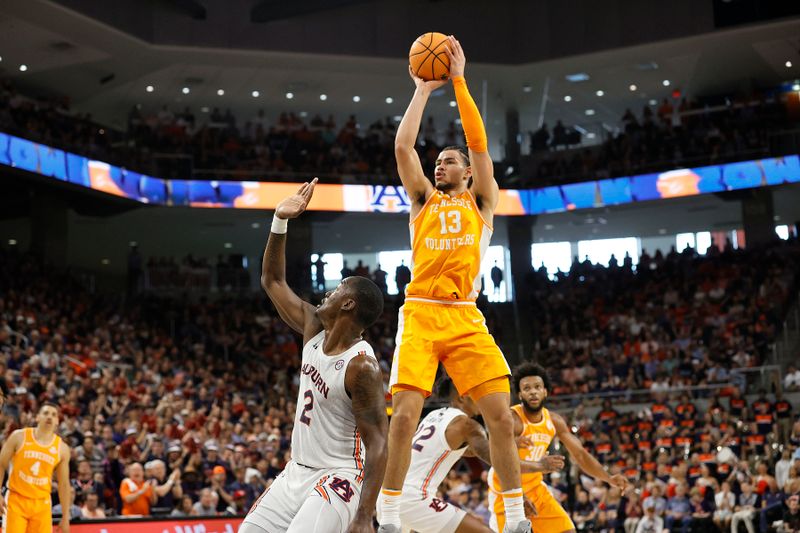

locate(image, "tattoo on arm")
(464, 420), (492, 465)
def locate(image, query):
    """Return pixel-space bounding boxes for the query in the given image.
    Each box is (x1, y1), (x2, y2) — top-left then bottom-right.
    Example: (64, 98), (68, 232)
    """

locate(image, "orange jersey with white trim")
(8, 428), (61, 499)
(490, 406), (556, 494)
(406, 190), (491, 301)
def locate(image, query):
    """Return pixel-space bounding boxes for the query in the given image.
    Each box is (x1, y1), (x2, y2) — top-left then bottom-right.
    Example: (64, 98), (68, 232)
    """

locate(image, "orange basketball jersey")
(405, 190), (491, 301)
(490, 405), (556, 494)
(8, 428), (61, 499)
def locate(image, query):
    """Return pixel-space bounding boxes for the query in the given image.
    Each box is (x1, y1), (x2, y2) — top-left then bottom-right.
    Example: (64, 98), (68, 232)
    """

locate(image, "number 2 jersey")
(489, 405), (556, 495)
(406, 190), (491, 301)
(403, 407), (469, 500)
(8, 428), (61, 499)
(291, 330), (376, 475)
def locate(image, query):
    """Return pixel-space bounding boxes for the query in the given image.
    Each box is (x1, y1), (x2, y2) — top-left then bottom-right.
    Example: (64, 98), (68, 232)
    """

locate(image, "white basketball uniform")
(377, 407), (470, 533)
(241, 331), (374, 533)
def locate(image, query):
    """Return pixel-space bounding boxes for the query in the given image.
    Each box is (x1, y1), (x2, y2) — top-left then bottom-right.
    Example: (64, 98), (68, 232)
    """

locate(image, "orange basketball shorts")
(3, 491), (52, 533)
(389, 297), (511, 397)
(489, 483), (574, 533)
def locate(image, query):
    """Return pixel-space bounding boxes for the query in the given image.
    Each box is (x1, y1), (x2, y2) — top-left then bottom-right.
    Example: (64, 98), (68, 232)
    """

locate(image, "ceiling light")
(200, 106), (209, 113)
(649, 99), (657, 105)
(182, 87), (190, 94)
(449, 100), (456, 107)
(585, 109), (595, 116)
(564, 95), (572, 102)
(319, 94), (327, 101)
(393, 115), (402, 122)
(8, 239), (17, 246)
(251, 222), (260, 229)
(565, 72), (590, 82)
(0, 56), (3, 62)
(596, 90), (604, 97)
(299, 111), (308, 117)
(662, 79), (670, 86)
(224, 242), (233, 249)
(793, 83), (800, 91)
(216, 89), (225, 96)
(385, 97), (393, 104)
(786, 60), (793, 68)
(285, 92), (294, 99)
(352, 95), (361, 102)
(101, 259), (110, 265)
(629, 84), (637, 91)
(145, 85), (154, 93)
(522, 84), (532, 93)
(659, 228), (667, 235)
(251, 90), (260, 97)
(586, 132), (596, 139)
(19, 64), (27, 72)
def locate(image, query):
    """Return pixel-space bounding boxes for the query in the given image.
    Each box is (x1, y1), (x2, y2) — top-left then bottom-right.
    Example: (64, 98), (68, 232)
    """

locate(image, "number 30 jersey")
(403, 407), (469, 500)
(291, 331), (376, 475)
(406, 190), (492, 301)
(8, 428), (61, 499)
(489, 405), (556, 495)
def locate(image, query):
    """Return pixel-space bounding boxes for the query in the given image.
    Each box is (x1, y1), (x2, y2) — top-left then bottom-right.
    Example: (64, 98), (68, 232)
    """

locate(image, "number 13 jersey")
(406, 190), (491, 301)
(291, 331), (376, 475)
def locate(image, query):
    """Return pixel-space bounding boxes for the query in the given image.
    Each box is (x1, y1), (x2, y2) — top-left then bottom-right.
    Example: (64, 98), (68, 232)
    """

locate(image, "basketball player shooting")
(239, 179), (388, 533)
(379, 36), (531, 533)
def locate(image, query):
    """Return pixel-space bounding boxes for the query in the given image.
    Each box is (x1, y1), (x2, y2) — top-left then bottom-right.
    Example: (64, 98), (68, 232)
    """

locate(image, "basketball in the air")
(409, 32), (451, 81)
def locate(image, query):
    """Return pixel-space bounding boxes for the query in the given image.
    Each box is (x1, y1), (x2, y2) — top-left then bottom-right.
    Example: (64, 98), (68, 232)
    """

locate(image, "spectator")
(372, 264), (388, 294)
(634, 499), (664, 533)
(80, 492), (106, 519)
(192, 488), (217, 516)
(784, 495), (800, 533)
(209, 465), (234, 513)
(778, 449), (794, 490)
(147, 460), (182, 512)
(53, 486), (82, 521)
(71, 460), (104, 504)
(572, 490), (597, 531)
(120, 463), (156, 516)
(732, 482), (760, 533)
(225, 490), (248, 515)
(643, 484), (667, 516)
(490, 261), (503, 296)
(170, 495), (195, 517)
(687, 486), (712, 531)
(714, 481), (736, 531)
(785, 365), (800, 391)
(664, 482), (692, 532)
(395, 261), (411, 295)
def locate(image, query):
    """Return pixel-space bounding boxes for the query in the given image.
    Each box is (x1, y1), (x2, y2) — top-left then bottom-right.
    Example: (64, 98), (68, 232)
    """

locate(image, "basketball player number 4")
(299, 390), (314, 425)
(438, 211), (461, 234)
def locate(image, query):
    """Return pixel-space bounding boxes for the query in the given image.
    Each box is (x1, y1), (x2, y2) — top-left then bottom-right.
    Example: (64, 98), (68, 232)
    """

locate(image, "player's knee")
(388, 408), (419, 438)
(484, 408), (514, 439)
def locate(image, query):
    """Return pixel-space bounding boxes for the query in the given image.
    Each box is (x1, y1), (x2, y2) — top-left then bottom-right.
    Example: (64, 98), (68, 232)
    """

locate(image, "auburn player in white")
(240, 179), (388, 533)
(488, 363), (628, 533)
(378, 378), (564, 533)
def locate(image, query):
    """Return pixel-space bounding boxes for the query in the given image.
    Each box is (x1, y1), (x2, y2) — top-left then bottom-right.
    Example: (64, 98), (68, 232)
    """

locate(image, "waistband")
(404, 296), (476, 307)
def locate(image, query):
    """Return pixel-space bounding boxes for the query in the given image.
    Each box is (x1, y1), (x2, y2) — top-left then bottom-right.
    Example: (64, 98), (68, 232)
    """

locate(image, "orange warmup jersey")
(490, 405), (556, 494)
(406, 189), (491, 301)
(8, 428), (61, 499)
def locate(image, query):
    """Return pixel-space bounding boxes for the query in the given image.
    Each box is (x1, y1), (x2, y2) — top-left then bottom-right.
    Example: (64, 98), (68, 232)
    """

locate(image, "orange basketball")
(409, 32), (450, 81)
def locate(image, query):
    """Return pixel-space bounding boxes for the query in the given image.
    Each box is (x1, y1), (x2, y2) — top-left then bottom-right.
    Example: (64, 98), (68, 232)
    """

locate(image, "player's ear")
(341, 298), (355, 312)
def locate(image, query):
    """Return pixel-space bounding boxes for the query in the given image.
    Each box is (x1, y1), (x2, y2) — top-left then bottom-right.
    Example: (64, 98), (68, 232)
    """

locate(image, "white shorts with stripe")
(377, 493), (466, 533)
(240, 461), (362, 533)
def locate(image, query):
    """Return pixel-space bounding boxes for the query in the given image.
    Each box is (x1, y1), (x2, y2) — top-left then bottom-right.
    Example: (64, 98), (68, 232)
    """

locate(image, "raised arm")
(454, 417), (564, 474)
(345, 355), (389, 533)
(551, 412), (628, 491)
(395, 69), (444, 209)
(261, 179), (323, 341)
(445, 36), (499, 215)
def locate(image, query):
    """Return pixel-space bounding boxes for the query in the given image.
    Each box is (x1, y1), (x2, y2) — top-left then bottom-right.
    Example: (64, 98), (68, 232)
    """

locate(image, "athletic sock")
(379, 488), (402, 526)
(502, 488), (525, 526)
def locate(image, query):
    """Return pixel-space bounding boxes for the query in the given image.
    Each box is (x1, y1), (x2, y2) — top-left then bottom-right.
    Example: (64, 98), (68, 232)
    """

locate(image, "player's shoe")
(503, 519), (532, 533)
(377, 525), (402, 533)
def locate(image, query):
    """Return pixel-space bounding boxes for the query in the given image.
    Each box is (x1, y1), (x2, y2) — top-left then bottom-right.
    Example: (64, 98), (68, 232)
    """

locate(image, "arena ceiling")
(0, 0), (799, 147)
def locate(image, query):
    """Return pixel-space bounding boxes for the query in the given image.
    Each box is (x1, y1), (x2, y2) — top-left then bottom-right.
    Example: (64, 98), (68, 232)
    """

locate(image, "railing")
(544, 365), (783, 409)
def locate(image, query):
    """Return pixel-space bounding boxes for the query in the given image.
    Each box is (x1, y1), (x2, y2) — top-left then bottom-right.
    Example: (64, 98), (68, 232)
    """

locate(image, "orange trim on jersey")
(353, 430), (364, 482)
(404, 296), (477, 306)
(421, 450), (450, 498)
(315, 486), (330, 503)
(408, 188), (439, 226)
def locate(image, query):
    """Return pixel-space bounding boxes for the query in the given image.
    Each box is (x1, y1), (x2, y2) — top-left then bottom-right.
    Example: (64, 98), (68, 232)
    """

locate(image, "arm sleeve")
(451, 76), (488, 153)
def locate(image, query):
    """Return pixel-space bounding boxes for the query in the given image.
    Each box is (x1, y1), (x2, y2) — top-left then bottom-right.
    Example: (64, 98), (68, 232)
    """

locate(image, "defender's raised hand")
(275, 178), (318, 220)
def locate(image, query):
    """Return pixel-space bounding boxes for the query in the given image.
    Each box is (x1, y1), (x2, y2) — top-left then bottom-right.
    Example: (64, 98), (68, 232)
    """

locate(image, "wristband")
(271, 215), (288, 234)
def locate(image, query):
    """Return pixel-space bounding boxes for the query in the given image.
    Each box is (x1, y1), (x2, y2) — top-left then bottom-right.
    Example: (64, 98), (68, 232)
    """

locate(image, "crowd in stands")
(526, 237), (800, 400)
(521, 93), (794, 188)
(3, 77), (798, 189)
(1, 235), (799, 528)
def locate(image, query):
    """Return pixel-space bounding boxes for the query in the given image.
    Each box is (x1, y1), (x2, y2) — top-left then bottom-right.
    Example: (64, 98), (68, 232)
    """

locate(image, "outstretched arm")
(551, 412), (628, 491)
(446, 36), (499, 213)
(395, 69), (444, 207)
(261, 179), (322, 341)
(458, 417), (564, 474)
(345, 355), (389, 533)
